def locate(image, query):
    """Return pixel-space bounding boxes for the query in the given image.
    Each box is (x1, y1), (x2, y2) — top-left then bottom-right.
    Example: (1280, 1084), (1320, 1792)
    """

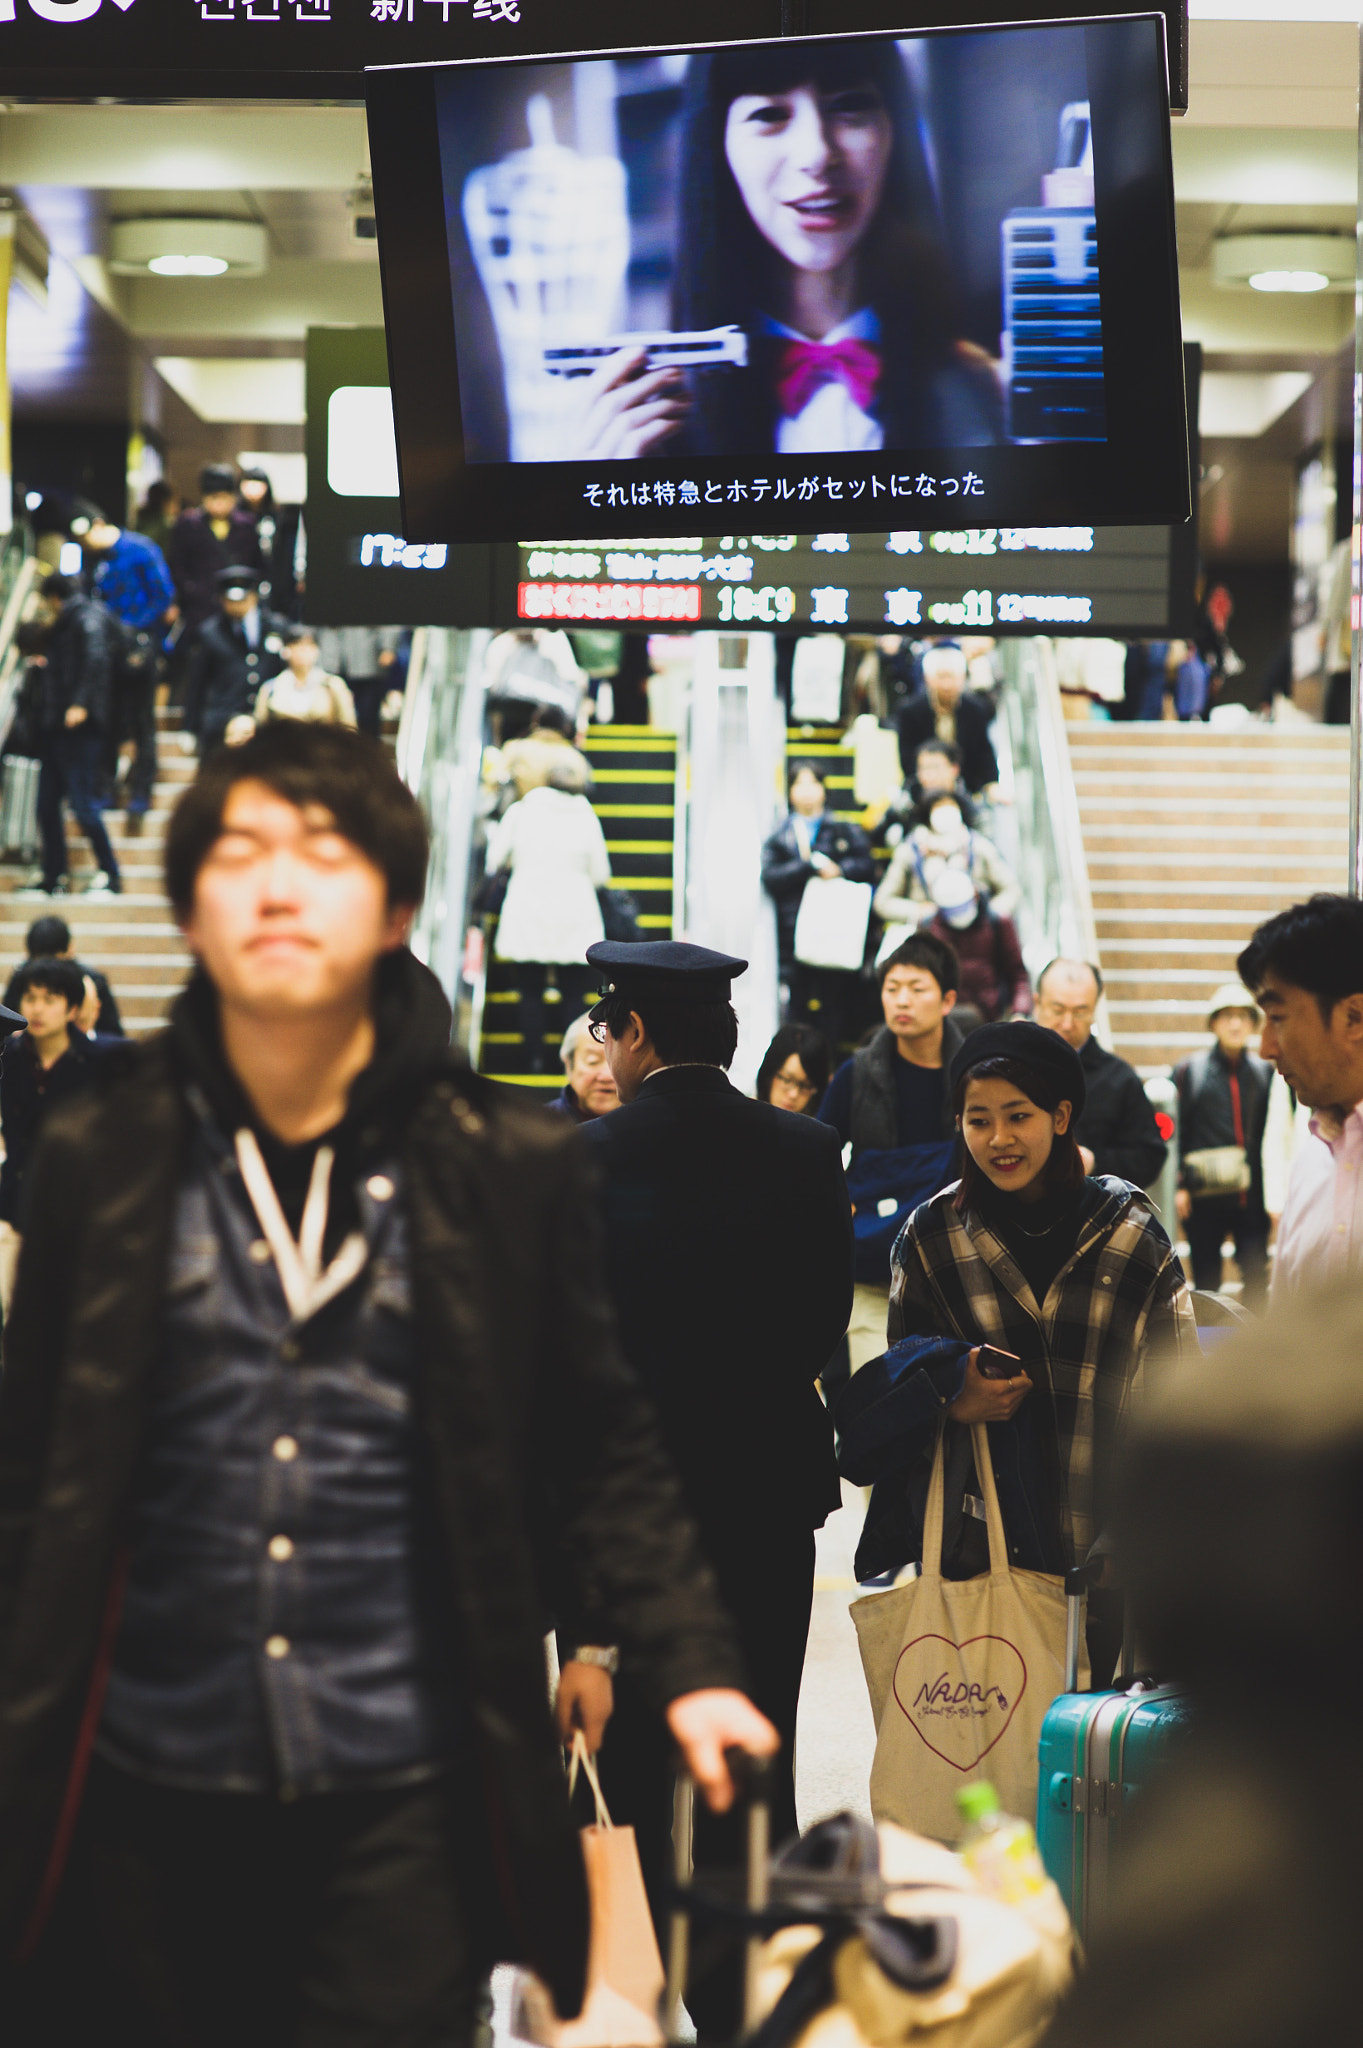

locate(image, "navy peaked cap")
(586, 940), (747, 1014)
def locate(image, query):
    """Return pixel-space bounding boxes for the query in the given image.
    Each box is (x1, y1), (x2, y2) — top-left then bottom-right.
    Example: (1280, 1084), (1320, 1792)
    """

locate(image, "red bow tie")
(777, 336), (881, 417)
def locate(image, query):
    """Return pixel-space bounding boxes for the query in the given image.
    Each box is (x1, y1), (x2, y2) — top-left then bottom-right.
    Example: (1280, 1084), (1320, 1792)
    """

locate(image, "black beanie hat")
(949, 1018), (1087, 1117)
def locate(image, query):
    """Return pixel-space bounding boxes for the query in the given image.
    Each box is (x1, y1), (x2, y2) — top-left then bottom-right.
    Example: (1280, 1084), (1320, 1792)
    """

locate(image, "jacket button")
(280, 1338), (300, 1363)
(272, 1434), (298, 1462)
(249, 1239), (272, 1264)
(268, 1534), (294, 1562)
(265, 1634), (290, 1659)
(366, 1174), (394, 1201)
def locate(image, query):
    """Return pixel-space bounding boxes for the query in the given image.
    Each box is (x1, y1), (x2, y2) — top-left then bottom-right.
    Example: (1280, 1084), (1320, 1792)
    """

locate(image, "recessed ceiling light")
(147, 253), (230, 278)
(1248, 269), (1331, 294)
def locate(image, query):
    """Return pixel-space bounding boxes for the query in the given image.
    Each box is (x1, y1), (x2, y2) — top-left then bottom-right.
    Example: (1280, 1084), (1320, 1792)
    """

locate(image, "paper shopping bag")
(851, 1424), (1085, 1841)
(794, 876), (874, 972)
(514, 1735), (665, 2048)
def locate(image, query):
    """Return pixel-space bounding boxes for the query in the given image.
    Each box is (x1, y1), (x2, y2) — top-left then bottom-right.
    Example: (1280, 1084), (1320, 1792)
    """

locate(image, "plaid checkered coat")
(888, 1174), (1197, 1560)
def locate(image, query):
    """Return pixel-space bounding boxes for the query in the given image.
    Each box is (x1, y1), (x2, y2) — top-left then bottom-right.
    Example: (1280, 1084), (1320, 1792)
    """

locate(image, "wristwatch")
(570, 1645), (620, 1674)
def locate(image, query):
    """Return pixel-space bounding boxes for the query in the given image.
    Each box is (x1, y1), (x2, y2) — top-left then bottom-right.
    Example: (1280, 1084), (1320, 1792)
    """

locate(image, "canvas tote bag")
(514, 1732), (666, 2048)
(794, 875), (874, 972)
(851, 1423), (1085, 1840)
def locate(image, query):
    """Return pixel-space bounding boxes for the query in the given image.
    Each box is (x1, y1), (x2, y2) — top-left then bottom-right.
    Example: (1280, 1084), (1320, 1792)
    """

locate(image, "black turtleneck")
(972, 1172), (1086, 1309)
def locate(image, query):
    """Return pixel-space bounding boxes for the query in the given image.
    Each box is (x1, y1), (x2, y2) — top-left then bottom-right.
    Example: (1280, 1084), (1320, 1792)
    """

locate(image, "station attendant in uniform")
(579, 942), (853, 2015)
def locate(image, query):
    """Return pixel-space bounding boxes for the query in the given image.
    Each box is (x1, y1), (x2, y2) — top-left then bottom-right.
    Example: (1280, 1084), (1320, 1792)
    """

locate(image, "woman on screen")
(566, 40), (1003, 461)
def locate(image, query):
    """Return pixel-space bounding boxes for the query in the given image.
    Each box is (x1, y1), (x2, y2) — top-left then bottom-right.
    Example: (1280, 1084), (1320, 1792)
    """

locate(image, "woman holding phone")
(837, 1019), (1194, 1670)
(567, 39), (1003, 460)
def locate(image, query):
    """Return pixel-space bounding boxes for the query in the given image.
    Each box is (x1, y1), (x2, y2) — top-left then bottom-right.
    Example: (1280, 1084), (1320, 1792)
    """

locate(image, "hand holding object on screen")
(564, 348), (691, 460)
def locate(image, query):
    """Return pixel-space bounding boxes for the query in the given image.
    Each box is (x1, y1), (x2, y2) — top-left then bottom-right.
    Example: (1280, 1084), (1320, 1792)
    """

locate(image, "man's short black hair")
(878, 931), (959, 996)
(595, 992), (739, 1070)
(281, 623), (319, 647)
(11, 955), (84, 1010)
(25, 915), (71, 957)
(531, 704), (574, 739)
(1037, 957), (1105, 1000)
(40, 572), (77, 603)
(788, 762), (827, 795)
(915, 739), (962, 768)
(1238, 895), (1363, 1022)
(164, 722), (429, 920)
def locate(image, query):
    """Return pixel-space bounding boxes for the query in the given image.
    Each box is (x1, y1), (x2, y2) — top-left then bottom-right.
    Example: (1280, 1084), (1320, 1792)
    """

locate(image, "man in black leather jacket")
(22, 574), (123, 899)
(0, 723), (768, 2048)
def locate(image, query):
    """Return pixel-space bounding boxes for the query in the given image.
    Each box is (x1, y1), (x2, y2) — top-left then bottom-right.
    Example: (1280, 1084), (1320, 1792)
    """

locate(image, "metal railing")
(0, 523), (38, 747)
(396, 627), (491, 1055)
(996, 635), (1111, 1047)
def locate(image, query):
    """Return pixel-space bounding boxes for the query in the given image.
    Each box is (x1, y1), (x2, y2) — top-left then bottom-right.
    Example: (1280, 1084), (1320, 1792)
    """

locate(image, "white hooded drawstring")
(235, 1128), (369, 1322)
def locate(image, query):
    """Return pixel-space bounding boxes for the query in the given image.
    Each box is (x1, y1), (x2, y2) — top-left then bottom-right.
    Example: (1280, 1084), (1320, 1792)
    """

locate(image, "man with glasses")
(1035, 957), (1167, 1189)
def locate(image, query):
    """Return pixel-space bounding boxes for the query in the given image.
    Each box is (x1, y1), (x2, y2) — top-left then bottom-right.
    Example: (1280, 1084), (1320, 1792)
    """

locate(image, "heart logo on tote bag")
(891, 1633), (1028, 1771)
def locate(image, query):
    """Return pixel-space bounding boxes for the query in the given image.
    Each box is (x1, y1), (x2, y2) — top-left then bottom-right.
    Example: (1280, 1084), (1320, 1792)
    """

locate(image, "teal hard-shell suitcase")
(1035, 1572), (1191, 1939)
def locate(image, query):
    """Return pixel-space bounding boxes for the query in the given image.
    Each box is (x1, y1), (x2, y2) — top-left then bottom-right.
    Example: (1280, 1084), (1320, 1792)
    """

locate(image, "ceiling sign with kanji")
(0, 0), (1186, 107)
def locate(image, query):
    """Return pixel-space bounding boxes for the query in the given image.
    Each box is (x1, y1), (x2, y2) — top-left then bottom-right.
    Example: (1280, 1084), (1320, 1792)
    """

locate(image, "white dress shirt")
(1271, 1101), (1363, 1299)
(766, 308), (884, 456)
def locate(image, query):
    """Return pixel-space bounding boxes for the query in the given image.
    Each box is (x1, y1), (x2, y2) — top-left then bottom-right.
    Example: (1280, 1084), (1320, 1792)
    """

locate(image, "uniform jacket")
(0, 954), (739, 2009)
(840, 1176), (1197, 1581)
(761, 811), (877, 968)
(186, 607), (288, 745)
(487, 786), (611, 965)
(40, 596), (118, 733)
(896, 690), (999, 793)
(164, 509), (265, 632)
(1174, 1044), (1272, 1205)
(1072, 1035), (1168, 1192)
(583, 1065), (853, 1559)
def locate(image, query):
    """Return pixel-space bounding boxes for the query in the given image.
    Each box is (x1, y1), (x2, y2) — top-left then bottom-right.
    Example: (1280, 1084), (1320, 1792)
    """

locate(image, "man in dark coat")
(0, 724), (768, 2048)
(1036, 957), (1167, 1190)
(164, 463), (265, 639)
(184, 566), (288, 753)
(896, 645), (999, 794)
(21, 574), (123, 900)
(761, 763), (876, 1056)
(580, 941), (853, 1994)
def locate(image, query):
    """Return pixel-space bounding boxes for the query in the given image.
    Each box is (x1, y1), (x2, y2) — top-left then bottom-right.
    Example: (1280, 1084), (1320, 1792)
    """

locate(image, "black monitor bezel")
(367, 13), (1188, 544)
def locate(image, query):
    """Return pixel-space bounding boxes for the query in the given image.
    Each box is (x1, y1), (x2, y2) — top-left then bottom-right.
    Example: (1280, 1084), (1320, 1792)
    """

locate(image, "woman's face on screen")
(723, 80), (893, 279)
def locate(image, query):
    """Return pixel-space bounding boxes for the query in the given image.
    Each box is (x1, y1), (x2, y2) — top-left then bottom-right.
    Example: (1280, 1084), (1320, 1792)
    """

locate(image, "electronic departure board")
(513, 524), (1184, 637)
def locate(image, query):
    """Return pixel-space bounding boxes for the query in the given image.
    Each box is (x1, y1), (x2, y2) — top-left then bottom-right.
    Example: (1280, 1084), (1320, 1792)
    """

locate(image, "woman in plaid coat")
(838, 1020), (1196, 1666)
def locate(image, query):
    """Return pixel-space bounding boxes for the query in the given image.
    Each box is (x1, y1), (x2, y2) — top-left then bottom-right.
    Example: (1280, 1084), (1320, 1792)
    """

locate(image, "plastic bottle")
(956, 1780), (1049, 1904)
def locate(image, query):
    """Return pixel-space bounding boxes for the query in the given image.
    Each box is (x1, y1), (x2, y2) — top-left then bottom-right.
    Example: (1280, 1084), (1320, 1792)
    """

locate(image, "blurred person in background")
(185, 568), (288, 756)
(249, 627), (357, 733)
(552, 1012), (620, 1123)
(72, 502), (176, 833)
(916, 870), (1030, 1025)
(482, 629), (584, 742)
(165, 464), (264, 641)
(819, 932), (963, 1373)
(836, 1021), (1195, 1659)
(1238, 896), (1363, 1300)
(1035, 958), (1166, 1190)
(3, 915), (123, 1039)
(762, 763), (875, 1055)
(1174, 985), (1271, 1308)
(500, 704), (592, 800)
(896, 643), (1000, 798)
(135, 481), (180, 555)
(756, 1022), (830, 1115)
(873, 788), (1018, 934)
(18, 574), (123, 901)
(316, 628), (403, 739)
(485, 770), (611, 1071)
(0, 955), (93, 1310)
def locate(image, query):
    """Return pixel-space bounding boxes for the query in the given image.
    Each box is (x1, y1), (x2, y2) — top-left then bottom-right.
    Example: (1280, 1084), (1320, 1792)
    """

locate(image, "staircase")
(477, 725), (680, 1090)
(0, 708), (196, 1035)
(1068, 722), (1350, 1074)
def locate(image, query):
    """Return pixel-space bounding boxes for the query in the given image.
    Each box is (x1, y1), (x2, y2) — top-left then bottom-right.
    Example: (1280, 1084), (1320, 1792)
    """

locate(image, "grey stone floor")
(794, 1482), (876, 1830)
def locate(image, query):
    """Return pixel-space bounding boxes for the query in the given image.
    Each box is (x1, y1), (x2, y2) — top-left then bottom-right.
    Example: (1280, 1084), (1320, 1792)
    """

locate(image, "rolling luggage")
(0, 754), (40, 862)
(1034, 1565), (1191, 1941)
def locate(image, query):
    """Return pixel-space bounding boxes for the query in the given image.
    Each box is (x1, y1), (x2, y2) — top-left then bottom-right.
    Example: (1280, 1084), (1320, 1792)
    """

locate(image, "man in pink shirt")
(1238, 896), (1363, 1300)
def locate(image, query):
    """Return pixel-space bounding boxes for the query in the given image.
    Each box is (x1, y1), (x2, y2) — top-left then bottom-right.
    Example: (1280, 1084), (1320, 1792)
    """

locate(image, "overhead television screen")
(368, 14), (1187, 544)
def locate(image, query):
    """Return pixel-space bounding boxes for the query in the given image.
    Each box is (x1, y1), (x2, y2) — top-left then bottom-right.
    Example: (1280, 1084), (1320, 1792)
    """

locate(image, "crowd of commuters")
(7, 467), (409, 905)
(0, 691), (1355, 2043)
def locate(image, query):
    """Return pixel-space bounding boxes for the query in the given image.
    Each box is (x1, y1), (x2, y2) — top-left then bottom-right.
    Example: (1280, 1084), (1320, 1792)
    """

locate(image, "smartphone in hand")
(976, 1345), (1022, 1380)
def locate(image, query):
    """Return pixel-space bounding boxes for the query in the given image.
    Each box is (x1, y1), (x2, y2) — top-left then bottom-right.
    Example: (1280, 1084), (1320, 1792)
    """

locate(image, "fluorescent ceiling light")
(1199, 369), (1313, 436)
(1190, 1), (1363, 17)
(327, 386), (400, 498)
(1249, 268), (1330, 292)
(147, 253), (229, 277)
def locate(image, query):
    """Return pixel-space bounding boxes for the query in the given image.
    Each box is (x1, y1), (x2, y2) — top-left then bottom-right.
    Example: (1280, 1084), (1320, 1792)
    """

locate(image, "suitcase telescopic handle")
(664, 1749), (777, 2043)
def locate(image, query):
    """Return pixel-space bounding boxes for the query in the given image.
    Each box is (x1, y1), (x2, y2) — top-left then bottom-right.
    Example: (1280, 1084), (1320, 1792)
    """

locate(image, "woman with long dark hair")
(837, 1019), (1194, 1667)
(568, 40), (1002, 460)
